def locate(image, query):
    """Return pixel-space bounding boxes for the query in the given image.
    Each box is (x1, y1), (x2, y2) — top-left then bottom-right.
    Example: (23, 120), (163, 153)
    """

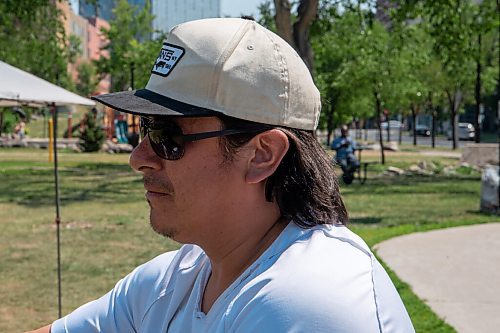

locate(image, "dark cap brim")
(91, 89), (220, 118)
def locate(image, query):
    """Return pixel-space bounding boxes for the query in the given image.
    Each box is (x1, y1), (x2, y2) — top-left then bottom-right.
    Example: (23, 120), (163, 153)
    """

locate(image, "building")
(78, 0), (147, 21)
(152, 0), (220, 37)
(376, 0), (397, 29)
(75, 0), (221, 38)
(58, 1), (111, 95)
(87, 17), (111, 94)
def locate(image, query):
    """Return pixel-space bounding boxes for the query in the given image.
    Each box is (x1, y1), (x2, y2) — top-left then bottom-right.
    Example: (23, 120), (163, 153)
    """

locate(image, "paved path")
(375, 223), (500, 333)
(419, 150), (462, 158)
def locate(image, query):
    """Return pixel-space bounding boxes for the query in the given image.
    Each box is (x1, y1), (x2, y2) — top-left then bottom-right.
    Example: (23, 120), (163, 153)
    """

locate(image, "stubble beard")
(149, 210), (178, 239)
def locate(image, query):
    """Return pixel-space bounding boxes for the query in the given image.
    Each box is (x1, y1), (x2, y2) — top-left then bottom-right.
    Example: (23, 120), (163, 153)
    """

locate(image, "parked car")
(414, 125), (431, 137)
(380, 120), (403, 130)
(447, 122), (475, 140)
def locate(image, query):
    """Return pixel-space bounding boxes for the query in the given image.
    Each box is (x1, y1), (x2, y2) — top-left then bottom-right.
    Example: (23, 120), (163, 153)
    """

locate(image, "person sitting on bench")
(331, 125), (360, 184)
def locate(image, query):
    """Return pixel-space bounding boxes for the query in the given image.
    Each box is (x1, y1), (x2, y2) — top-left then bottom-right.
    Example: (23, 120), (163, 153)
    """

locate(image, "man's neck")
(200, 213), (287, 313)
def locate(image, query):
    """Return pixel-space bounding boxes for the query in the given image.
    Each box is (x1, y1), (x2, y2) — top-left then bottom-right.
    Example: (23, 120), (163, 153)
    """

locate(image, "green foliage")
(312, 8), (373, 134)
(95, 0), (159, 91)
(79, 109), (105, 152)
(0, 0), (73, 89)
(76, 61), (99, 97)
(257, 1), (277, 31)
(259, 0), (498, 145)
(0, 110), (17, 134)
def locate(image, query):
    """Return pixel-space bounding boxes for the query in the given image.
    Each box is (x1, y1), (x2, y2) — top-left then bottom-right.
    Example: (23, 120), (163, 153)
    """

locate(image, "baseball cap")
(92, 17), (321, 130)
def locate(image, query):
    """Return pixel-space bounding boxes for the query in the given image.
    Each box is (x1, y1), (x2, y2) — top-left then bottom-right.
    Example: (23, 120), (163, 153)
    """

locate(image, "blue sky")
(221, 0), (267, 19)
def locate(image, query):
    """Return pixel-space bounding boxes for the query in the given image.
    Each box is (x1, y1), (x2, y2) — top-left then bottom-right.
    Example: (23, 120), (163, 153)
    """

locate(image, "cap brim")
(92, 89), (220, 118)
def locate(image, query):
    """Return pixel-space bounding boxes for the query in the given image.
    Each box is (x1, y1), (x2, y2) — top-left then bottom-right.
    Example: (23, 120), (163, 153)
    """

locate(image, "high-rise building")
(76, 0), (221, 38)
(79, 0), (147, 21)
(152, 0), (220, 37)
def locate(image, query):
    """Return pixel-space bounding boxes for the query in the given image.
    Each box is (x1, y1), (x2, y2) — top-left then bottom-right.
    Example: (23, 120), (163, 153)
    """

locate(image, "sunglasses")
(139, 116), (267, 160)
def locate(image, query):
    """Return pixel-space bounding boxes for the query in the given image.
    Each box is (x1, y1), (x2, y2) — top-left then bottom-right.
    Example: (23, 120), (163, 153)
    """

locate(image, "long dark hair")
(219, 115), (348, 228)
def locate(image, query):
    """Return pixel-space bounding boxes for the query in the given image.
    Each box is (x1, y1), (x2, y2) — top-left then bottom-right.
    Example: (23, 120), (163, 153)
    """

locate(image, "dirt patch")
(48, 221), (93, 230)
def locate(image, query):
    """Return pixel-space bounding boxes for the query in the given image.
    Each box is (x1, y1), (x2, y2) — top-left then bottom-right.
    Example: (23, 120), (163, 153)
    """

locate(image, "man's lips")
(145, 190), (170, 198)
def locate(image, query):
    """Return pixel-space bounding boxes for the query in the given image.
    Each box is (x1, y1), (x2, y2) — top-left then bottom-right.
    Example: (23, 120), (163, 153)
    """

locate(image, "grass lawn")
(0, 146), (497, 332)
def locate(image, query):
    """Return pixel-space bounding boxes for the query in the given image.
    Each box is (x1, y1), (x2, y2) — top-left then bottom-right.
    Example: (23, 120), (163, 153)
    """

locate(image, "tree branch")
(273, 0), (295, 47)
(292, 0), (318, 72)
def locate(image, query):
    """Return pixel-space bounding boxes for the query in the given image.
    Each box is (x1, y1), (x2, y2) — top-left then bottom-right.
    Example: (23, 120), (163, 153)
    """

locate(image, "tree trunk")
(398, 114), (402, 145)
(385, 119), (391, 142)
(374, 90), (385, 164)
(274, 0), (318, 72)
(431, 110), (436, 148)
(446, 89), (461, 150)
(411, 104), (417, 146)
(474, 33), (482, 143)
(364, 119), (368, 141)
(428, 91), (436, 148)
(292, 0), (318, 72)
(326, 103), (335, 146)
(273, 0), (294, 46)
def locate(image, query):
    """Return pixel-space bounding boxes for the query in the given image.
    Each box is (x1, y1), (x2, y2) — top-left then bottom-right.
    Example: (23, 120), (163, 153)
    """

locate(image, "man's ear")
(245, 129), (289, 184)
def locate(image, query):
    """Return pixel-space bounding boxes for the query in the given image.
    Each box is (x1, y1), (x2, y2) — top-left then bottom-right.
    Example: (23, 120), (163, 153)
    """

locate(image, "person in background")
(331, 125), (360, 184)
(14, 118), (26, 140)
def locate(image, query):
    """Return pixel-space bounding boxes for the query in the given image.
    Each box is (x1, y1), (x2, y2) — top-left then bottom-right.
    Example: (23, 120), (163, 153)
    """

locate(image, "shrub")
(79, 108), (105, 152)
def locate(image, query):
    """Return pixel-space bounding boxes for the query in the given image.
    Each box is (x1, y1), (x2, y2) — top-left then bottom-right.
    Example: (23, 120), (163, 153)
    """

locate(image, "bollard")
(480, 165), (499, 214)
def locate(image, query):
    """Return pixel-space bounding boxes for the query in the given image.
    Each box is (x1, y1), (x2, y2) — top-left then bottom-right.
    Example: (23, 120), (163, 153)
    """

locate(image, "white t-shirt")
(51, 223), (415, 332)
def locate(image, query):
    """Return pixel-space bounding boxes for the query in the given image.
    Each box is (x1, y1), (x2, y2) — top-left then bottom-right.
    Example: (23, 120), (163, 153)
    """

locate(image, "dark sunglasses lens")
(148, 129), (184, 160)
(140, 118), (184, 160)
(139, 117), (150, 140)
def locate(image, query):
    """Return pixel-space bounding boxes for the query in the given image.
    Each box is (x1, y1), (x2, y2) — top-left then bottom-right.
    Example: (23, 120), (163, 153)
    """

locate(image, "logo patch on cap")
(151, 43), (185, 77)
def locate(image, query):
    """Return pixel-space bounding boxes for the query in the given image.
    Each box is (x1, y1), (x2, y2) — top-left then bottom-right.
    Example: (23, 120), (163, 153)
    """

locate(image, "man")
(331, 125), (360, 184)
(28, 18), (414, 332)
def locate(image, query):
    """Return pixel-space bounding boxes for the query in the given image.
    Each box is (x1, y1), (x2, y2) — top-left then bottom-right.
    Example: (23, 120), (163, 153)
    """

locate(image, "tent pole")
(51, 103), (62, 318)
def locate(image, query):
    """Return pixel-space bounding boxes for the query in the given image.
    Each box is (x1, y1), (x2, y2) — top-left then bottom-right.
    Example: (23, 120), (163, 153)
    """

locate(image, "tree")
(470, 0), (498, 142)
(0, 0), (73, 88)
(352, 16), (399, 164)
(79, 108), (105, 152)
(273, 0), (319, 72)
(312, 5), (372, 145)
(95, 0), (157, 91)
(76, 61), (99, 97)
(390, 19), (439, 147)
(401, 1), (476, 149)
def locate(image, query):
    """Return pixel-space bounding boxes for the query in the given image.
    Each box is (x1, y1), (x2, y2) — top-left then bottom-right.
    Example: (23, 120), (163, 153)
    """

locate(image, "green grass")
(0, 147), (497, 332)
(22, 106), (87, 138)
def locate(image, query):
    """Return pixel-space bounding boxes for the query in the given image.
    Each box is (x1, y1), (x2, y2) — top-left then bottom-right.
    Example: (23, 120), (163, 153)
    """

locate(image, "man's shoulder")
(127, 244), (205, 294)
(287, 223), (372, 258)
(226, 225), (413, 332)
(247, 224), (376, 300)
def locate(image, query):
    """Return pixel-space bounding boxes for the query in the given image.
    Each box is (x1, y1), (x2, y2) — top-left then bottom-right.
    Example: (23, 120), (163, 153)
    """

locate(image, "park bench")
(354, 146), (378, 184)
(331, 144), (378, 185)
(357, 161), (378, 184)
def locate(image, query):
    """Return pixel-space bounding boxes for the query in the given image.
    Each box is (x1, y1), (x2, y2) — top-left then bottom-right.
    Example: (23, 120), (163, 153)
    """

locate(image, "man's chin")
(149, 216), (178, 240)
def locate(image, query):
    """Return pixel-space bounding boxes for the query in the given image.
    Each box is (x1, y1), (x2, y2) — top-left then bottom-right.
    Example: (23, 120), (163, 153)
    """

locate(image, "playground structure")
(102, 107), (139, 146)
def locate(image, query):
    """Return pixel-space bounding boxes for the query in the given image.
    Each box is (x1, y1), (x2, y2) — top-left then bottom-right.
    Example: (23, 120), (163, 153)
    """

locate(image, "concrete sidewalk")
(375, 223), (500, 333)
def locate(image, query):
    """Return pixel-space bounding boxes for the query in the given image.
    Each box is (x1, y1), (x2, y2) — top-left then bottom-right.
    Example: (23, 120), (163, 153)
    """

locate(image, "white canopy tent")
(0, 60), (95, 318)
(0, 60), (95, 107)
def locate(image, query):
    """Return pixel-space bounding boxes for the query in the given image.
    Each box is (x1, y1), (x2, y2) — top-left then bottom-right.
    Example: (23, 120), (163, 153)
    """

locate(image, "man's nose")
(129, 136), (162, 172)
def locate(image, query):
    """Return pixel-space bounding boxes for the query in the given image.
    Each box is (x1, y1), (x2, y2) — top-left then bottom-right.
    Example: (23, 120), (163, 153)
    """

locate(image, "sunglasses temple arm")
(176, 128), (265, 143)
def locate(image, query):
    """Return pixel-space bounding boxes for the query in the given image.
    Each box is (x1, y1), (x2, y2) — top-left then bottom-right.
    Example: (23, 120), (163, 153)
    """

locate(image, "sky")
(221, 0), (267, 19)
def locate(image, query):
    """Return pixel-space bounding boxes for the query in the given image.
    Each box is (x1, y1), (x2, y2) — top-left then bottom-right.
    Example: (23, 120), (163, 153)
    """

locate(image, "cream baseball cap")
(92, 17), (321, 130)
